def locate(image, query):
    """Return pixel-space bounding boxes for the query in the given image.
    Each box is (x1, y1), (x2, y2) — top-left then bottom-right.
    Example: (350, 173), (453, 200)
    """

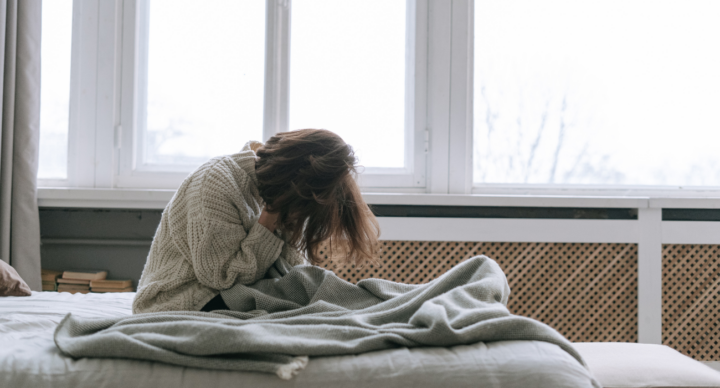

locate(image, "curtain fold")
(0, 0), (42, 290)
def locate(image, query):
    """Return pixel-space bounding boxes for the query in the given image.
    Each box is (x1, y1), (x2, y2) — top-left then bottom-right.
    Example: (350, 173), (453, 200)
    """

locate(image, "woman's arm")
(178, 157), (285, 290)
(187, 217), (284, 289)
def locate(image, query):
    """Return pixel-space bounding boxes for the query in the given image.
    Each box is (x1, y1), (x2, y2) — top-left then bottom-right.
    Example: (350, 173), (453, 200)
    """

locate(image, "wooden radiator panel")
(663, 244), (720, 361)
(319, 241), (638, 343)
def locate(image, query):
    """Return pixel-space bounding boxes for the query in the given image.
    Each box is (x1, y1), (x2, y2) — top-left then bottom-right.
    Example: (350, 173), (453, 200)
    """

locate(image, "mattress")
(0, 291), (599, 388)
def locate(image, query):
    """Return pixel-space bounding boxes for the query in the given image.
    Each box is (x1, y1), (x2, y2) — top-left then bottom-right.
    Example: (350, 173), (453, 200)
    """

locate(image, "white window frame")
(466, 2), (720, 199)
(56, 0), (121, 190)
(39, 0), (431, 191)
(39, 0), (720, 199)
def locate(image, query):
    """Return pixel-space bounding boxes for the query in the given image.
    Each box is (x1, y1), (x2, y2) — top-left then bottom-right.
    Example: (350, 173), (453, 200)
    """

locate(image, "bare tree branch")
(478, 84), (498, 182)
(524, 100), (550, 183)
(549, 96), (567, 184)
(563, 143), (589, 182)
(480, 85), (496, 140)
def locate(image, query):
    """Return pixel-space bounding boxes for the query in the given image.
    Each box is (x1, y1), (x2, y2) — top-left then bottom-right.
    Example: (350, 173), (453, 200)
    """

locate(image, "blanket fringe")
(276, 356), (309, 380)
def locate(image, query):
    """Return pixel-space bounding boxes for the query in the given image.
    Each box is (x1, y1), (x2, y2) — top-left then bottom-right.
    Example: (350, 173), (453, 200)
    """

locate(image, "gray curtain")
(0, 0), (42, 290)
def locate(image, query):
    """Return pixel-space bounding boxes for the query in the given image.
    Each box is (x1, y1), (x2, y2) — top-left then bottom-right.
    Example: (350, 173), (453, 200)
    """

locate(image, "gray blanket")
(54, 256), (589, 380)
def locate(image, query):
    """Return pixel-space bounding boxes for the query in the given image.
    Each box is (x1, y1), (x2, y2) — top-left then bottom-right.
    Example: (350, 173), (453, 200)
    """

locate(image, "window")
(114, 0), (425, 189)
(473, 0), (720, 188)
(137, 0), (265, 171)
(289, 0), (407, 170)
(39, 0), (73, 180)
(39, 0), (427, 190)
(38, 0), (720, 197)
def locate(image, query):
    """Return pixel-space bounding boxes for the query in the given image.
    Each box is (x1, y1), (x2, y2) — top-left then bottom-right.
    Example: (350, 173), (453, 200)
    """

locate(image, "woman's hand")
(258, 207), (280, 233)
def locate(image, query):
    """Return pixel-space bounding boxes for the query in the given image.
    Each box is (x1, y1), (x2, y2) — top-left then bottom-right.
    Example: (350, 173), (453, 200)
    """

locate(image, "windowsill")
(38, 188), (175, 209)
(36, 187), (720, 210)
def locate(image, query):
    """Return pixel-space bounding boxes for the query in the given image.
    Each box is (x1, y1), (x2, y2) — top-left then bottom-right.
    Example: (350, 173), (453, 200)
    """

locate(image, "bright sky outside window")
(289, 0), (407, 169)
(39, 0), (72, 179)
(474, 0), (720, 186)
(141, 0), (265, 169)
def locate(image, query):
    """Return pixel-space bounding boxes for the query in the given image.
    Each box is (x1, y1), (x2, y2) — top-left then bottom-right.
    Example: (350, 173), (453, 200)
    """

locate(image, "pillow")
(574, 342), (720, 388)
(0, 260), (32, 296)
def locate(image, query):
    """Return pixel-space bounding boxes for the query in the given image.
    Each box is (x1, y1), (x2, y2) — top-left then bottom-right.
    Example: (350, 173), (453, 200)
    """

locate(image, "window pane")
(474, 1), (720, 186)
(39, 0), (73, 179)
(141, 0), (265, 169)
(289, 0), (406, 169)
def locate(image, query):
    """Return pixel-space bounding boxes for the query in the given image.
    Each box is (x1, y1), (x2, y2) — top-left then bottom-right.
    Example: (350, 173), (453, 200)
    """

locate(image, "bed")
(2, 292), (719, 388)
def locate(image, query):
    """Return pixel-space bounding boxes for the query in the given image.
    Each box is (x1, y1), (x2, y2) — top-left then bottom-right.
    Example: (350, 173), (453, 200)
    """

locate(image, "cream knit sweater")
(132, 142), (306, 314)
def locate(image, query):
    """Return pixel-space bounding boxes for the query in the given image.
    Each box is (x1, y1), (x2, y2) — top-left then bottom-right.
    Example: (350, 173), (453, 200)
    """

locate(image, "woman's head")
(254, 129), (379, 265)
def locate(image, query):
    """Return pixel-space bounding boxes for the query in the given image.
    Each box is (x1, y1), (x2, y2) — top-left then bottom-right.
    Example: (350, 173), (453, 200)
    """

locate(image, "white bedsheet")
(0, 292), (598, 388)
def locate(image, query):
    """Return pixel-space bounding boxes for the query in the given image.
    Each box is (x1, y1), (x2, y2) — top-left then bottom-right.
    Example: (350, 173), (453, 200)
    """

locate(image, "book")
(91, 287), (134, 293)
(57, 288), (89, 294)
(41, 269), (62, 282)
(58, 283), (90, 290)
(90, 279), (132, 289)
(57, 278), (91, 285)
(58, 284), (90, 293)
(62, 270), (107, 281)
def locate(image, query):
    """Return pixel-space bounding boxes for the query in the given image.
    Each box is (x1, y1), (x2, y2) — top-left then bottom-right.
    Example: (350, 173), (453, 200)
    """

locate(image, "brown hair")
(255, 129), (379, 265)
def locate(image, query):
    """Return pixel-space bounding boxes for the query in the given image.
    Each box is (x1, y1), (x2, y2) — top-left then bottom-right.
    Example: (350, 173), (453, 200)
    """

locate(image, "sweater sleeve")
(187, 216), (284, 290)
(178, 155), (285, 290)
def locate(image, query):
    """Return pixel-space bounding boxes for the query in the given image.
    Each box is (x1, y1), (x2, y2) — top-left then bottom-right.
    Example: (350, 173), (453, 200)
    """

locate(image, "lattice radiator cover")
(663, 244), (720, 361)
(319, 241), (638, 344)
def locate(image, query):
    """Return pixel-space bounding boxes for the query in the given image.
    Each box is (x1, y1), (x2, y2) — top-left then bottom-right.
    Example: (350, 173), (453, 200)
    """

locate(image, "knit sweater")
(132, 142), (306, 314)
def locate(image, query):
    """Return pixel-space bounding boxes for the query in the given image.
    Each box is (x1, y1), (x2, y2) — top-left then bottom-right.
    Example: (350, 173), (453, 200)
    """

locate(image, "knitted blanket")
(54, 256), (589, 380)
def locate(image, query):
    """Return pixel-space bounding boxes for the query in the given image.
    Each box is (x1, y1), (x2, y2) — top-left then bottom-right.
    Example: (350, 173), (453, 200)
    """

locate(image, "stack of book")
(41, 269), (62, 291)
(57, 270), (107, 294)
(90, 279), (134, 293)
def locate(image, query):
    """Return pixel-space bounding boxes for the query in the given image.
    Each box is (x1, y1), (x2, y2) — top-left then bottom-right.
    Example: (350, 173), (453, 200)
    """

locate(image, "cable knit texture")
(133, 142), (306, 314)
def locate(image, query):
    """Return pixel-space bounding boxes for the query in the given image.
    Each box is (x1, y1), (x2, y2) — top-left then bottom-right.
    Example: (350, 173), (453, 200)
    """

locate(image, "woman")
(132, 129), (379, 314)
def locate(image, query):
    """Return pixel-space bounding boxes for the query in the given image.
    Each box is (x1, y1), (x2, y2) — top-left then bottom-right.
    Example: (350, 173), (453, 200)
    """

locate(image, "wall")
(39, 205), (636, 286)
(40, 208), (160, 286)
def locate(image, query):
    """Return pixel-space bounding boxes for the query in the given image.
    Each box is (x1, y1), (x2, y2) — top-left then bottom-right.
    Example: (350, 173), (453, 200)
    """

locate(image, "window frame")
(52, 0), (121, 189)
(39, 0), (434, 191)
(112, 0), (429, 190)
(39, 0), (720, 199)
(468, 2), (720, 196)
